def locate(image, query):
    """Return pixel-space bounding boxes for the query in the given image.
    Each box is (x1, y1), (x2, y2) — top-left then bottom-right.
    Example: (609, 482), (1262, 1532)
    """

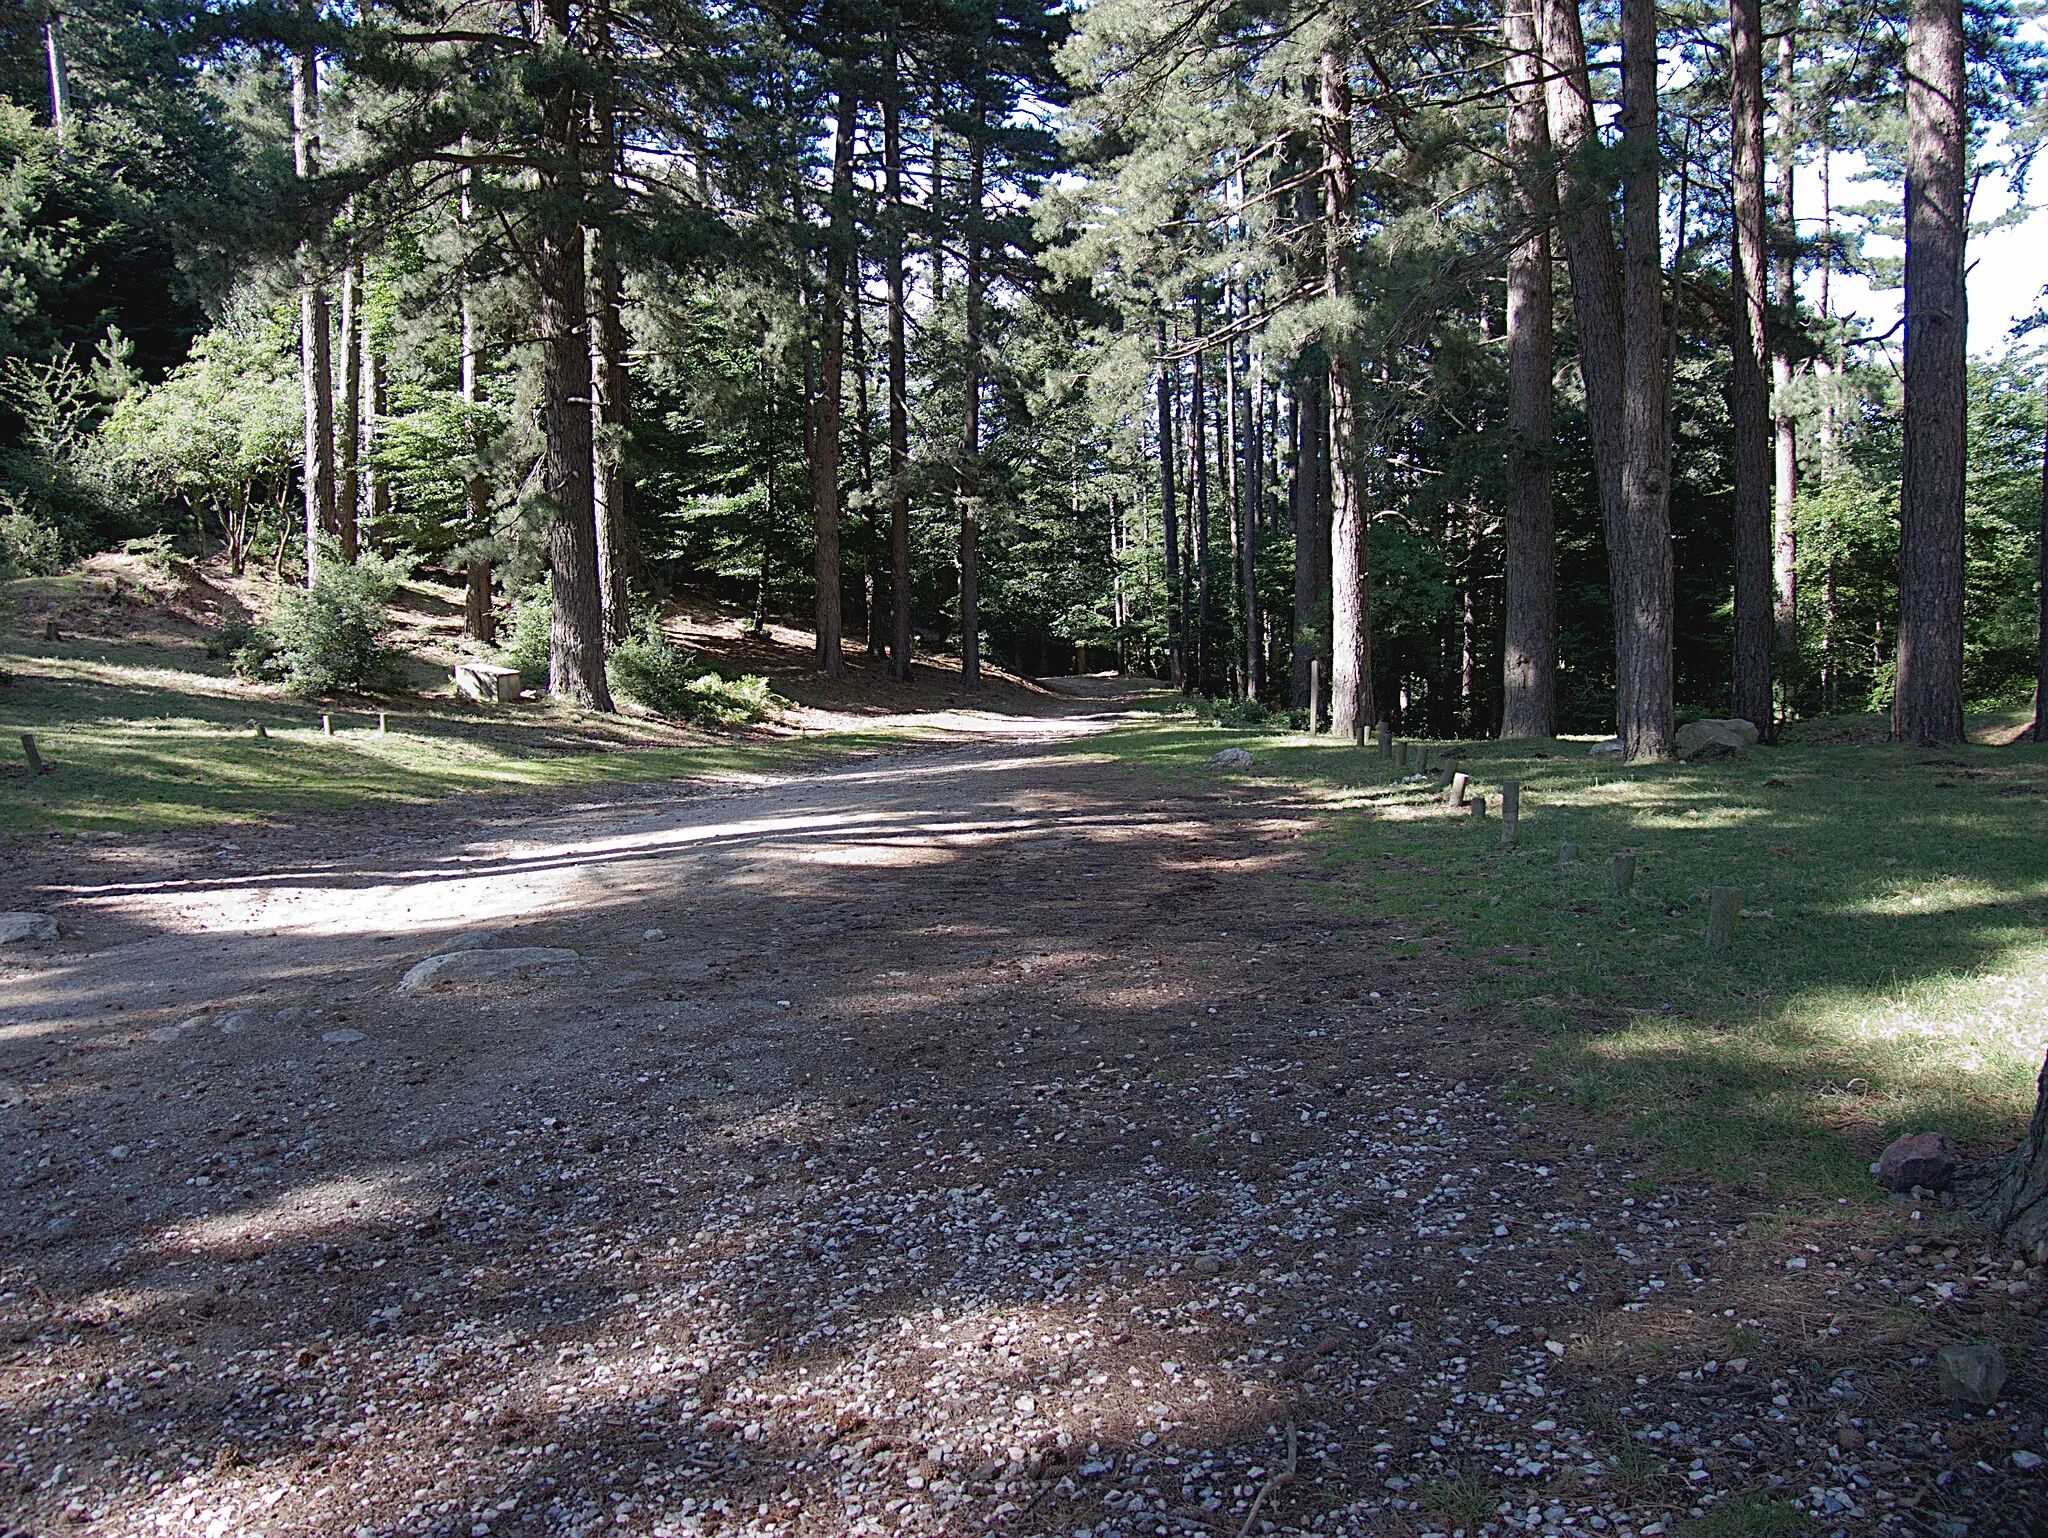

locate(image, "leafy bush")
(499, 584), (553, 685)
(1191, 693), (1272, 729)
(239, 551), (409, 695)
(607, 618), (774, 725)
(0, 509), (65, 579)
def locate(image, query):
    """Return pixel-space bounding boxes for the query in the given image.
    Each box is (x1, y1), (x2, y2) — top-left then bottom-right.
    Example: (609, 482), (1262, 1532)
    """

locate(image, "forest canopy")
(2, 0), (2045, 750)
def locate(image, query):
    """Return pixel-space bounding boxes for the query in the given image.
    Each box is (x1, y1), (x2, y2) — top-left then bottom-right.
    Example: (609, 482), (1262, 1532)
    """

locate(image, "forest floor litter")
(1, 688), (2042, 1538)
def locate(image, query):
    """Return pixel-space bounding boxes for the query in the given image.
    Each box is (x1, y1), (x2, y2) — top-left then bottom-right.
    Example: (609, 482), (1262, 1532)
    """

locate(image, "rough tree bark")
(2037, 391), (2047, 741)
(292, 47), (334, 589)
(1192, 324), (1211, 693)
(1321, 33), (1370, 744)
(1617, 0), (1675, 759)
(885, 45), (913, 682)
(1773, 24), (1800, 657)
(1895, 0), (1968, 745)
(535, 0), (612, 709)
(339, 257), (361, 564)
(1967, 1050), (2048, 1262)
(590, 225), (633, 646)
(811, 84), (856, 679)
(459, 160), (494, 643)
(1242, 352), (1263, 702)
(1730, 0), (1776, 735)
(1500, 0), (1557, 739)
(1158, 323), (1185, 690)
(959, 115), (985, 691)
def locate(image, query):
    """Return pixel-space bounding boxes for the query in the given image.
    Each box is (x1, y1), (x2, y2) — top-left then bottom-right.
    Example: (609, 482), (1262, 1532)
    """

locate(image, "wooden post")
(378, 712), (388, 735)
(1706, 886), (1741, 951)
(42, 620), (60, 642)
(1559, 840), (1579, 864)
(1610, 851), (1636, 897)
(1470, 793), (1487, 818)
(20, 733), (49, 775)
(1398, 742), (1410, 770)
(321, 714), (333, 736)
(1500, 779), (1520, 847)
(250, 720), (268, 740)
(1446, 771), (1469, 807)
(1376, 719), (1392, 758)
(1310, 659), (1324, 734)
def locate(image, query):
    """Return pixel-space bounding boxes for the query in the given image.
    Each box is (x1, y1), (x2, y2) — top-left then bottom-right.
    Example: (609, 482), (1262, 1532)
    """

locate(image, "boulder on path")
(0, 913), (57, 944)
(1588, 738), (1624, 760)
(397, 947), (582, 996)
(1877, 1131), (1960, 1192)
(1936, 1342), (2008, 1406)
(1675, 717), (1761, 761)
(1210, 747), (1254, 769)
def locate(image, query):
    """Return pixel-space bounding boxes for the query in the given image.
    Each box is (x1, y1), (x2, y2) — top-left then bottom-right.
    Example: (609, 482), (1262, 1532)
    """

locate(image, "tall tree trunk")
(1192, 327), (1211, 694)
(1772, 24), (1800, 657)
(1538, 0), (1625, 557)
(2036, 391), (2047, 742)
(338, 257), (361, 564)
(1461, 503), (1480, 732)
(292, 47), (334, 589)
(1158, 323), (1185, 690)
(460, 161), (494, 643)
(1730, 0), (1776, 735)
(1618, 0), (1675, 759)
(1289, 383), (1313, 707)
(885, 53), (913, 683)
(43, 4), (69, 150)
(367, 352), (389, 536)
(536, 0), (611, 709)
(1243, 352), (1263, 701)
(1500, 0), (1557, 739)
(811, 85), (856, 679)
(1896, 0), (1968, 745)
(589, 225), (633, 646)
(1322, 36), (1370, 744)
(1967, 1049), (2048, 1263)
(959, 116), (985, 690)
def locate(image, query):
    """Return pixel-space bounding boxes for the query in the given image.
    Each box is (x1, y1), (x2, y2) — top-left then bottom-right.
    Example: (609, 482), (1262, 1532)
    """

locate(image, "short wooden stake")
(1559, 840), (1579, 864)
(1610, 851), (1636, 897)
(1446, 770), (1469, 808)
(321, 714), (333, 736)
(1500, 779), (1520, 847)
(42, 620), (60, 642)
(250, 719), (268, 740)
(1706, 886), (1740, 952)
(1398, 742), (1410, 770)
(1309, 660), (1323, 734)
(378, 712), (388, 735)
(1469, 793), (1487, 818)
(20, 732), (49, 775)
(1376, 720), (1392, 758)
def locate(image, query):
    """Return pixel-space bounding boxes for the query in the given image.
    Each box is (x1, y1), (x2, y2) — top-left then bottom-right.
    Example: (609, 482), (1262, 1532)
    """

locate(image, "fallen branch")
(1235, 1420), (1297, 1538)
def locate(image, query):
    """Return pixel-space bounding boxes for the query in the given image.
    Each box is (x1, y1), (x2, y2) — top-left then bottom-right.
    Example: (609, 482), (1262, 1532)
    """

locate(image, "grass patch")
(1102, 717), (2048, 1191)
(1417, 1471), (1500, 1525)
(1683, 1495), (1806, 1537)
(0, 634), (911, 834)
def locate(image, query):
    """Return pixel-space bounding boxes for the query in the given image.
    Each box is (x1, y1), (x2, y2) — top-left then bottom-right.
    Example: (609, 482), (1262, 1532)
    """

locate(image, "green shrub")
(0, 509), (65, 579)
(499, 583), (553, 686)
(1191, 693), (1272, 729)
(607, 618), (774, 725)
(245, 551), (409, 696)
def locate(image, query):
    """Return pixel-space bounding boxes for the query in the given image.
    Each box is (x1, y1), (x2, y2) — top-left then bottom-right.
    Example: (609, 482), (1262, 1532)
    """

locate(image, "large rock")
(1674, 718), (1761, 761)
(1587, 738), (1624, 760)
(397, 947), (581, 996)
(0, 913), (57, 944)
(1877, 1131), (1960, 1192)
(1210, 747), (1254, 769)
(1936, 1342), (2008, 1406)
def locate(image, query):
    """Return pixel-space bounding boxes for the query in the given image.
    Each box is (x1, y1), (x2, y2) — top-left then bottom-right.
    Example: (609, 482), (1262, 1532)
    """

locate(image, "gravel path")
(1, 707), (2042, 1538)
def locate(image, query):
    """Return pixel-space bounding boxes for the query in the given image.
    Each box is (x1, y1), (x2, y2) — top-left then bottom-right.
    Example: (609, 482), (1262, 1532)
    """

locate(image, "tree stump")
(20, 733), (49, 775)
(1967, 1049), (2048, 1263)
(1445, 771), (1469, 808)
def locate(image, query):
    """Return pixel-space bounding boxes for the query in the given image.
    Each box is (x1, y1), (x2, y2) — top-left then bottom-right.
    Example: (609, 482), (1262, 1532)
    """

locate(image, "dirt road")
(0, 694), (2038, 1537)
